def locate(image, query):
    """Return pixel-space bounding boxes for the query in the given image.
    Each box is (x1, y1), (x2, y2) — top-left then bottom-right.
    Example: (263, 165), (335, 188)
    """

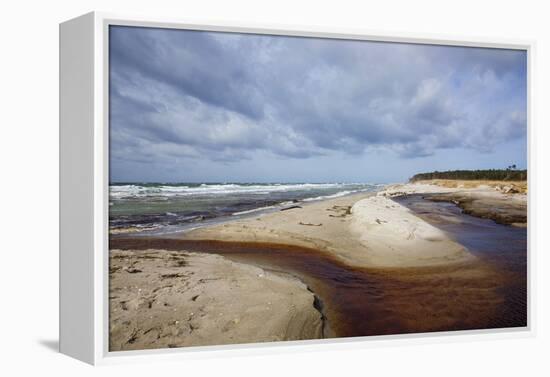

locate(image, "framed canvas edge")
(80, 10), (536, 365)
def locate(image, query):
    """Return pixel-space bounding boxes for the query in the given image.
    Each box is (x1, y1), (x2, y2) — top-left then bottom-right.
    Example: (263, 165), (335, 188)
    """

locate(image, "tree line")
(410, 169), (527, 182)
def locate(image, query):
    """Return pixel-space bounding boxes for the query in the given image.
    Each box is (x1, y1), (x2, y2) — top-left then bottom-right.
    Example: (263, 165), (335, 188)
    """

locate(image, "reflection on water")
(111, 195), (527, 338)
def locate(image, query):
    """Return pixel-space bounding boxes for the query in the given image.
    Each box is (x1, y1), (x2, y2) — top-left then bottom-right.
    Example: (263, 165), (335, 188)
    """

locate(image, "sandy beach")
(179, 190), (474, 268)
(109, 249), (323, 351)
(109, 179), (527, 350)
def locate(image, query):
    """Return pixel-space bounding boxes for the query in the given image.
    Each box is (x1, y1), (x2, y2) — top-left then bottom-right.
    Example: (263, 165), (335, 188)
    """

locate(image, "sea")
(109, 182), (382, 235)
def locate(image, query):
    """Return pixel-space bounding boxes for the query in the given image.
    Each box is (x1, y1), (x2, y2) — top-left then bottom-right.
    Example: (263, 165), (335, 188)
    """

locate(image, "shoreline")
(109, 183), (380, 236)
(109, 180), (527, 349)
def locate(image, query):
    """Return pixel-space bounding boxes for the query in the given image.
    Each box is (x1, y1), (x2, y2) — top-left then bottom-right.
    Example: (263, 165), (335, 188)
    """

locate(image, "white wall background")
(0, 0), (548, 375)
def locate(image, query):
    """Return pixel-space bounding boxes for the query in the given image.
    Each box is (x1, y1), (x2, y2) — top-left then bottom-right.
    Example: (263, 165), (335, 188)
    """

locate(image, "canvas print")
(108, 25), (527, 351)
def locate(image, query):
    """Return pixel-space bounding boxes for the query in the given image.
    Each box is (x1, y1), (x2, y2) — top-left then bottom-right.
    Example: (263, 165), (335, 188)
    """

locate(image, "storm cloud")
(109, 26), (527, 182)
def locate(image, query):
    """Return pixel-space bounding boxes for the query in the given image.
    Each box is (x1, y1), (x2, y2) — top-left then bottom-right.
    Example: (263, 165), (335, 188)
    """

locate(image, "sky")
(109, 26), (527, 183)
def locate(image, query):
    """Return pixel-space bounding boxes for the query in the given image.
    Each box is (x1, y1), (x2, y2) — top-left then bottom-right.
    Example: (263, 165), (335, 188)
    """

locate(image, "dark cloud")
(109, 26), (527, 176)
(110, 27), (268, 120)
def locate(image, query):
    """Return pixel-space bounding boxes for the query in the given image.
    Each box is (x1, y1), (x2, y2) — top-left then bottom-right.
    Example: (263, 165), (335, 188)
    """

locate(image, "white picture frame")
(59, 11), (536, 365)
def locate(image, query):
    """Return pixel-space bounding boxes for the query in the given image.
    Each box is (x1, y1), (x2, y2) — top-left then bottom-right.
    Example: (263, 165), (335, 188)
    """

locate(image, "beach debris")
(160, 272), (186, 279)
(502, 185), (519, 194)
(380, 191), (406, 198)
(281, 205), (303, 211)
(327, 205), (352, 218)
(375, 218), (387, 224)
(298, 221), (323, 226)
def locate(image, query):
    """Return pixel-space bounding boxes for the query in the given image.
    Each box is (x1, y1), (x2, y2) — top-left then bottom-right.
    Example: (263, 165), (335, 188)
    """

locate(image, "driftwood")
(298, 221), (322, 226)
(326, 205), (352, 218)
(280, 205), (302, 211)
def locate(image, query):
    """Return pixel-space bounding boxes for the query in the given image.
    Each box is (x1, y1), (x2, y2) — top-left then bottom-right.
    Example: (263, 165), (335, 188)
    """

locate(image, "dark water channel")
(394, 194), (527, 328)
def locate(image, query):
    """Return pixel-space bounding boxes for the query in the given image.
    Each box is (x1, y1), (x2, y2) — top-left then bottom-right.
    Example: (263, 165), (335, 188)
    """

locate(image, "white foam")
(232, 205), (277, 216)
(110, 183), (375, 199)
(301, 188), (372, 202)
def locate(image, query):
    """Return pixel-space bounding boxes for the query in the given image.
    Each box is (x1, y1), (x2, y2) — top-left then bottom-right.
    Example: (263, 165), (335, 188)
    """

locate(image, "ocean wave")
(109, 182), (374, 199)
(301, 189), (370, 202)
(232, 205), (277, 216)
